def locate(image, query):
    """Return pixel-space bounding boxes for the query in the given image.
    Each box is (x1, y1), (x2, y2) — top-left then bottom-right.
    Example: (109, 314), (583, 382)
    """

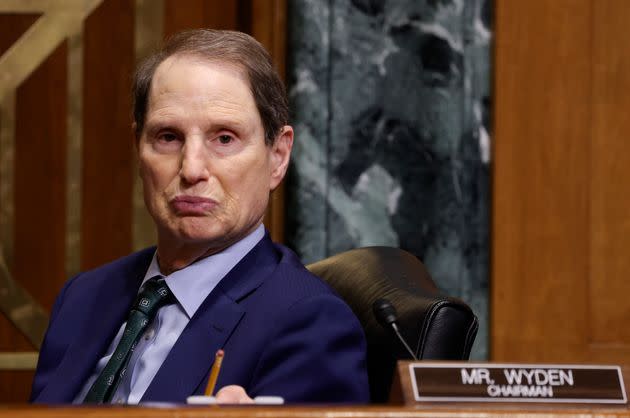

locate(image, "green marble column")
(286, 0), (492, 359)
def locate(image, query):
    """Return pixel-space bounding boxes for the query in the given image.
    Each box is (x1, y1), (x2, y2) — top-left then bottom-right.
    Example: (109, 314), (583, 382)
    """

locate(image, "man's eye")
(159, 133), (178, 142)
(218, 135), (233, 144)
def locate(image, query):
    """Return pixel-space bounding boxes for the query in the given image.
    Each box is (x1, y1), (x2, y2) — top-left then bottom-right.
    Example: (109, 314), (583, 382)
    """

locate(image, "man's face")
(137, 55), (291, 253)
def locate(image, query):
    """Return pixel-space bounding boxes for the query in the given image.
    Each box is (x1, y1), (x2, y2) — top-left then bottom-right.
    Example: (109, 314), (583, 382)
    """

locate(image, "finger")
(215, 385), (254, 404)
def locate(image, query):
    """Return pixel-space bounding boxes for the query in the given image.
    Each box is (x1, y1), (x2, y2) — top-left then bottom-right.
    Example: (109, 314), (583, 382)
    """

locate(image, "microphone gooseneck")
(372, 298), (418, 361)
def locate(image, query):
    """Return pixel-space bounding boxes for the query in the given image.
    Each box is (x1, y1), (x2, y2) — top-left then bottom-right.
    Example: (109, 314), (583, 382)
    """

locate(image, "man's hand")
(215, 385), (255, 404)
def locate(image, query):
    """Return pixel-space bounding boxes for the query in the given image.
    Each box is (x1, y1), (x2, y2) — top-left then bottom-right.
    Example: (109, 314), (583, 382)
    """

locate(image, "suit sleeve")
(29, 275), (80, 402)
(247, 293), (370, 403)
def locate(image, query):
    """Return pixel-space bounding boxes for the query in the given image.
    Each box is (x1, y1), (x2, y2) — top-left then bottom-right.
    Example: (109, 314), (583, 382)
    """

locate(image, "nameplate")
(408, 362), (627, 404)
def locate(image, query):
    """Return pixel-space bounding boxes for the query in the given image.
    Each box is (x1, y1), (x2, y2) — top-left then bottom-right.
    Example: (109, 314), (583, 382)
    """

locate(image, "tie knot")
(133, 276), (174, 317)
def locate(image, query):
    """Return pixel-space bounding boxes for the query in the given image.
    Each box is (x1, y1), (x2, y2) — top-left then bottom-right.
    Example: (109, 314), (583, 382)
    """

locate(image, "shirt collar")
(142, 224), (265, 318)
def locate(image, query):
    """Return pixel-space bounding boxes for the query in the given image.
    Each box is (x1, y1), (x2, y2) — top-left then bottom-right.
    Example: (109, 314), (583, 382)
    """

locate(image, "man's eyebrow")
(144, 121), (178, 133)
(198, 115), (251, 133)
(211, 118), (248, 132)
(144, 117), (250, 134)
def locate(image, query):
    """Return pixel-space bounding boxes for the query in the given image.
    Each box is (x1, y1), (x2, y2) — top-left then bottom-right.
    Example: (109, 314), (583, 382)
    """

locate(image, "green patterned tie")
(83, 276), (174, 404)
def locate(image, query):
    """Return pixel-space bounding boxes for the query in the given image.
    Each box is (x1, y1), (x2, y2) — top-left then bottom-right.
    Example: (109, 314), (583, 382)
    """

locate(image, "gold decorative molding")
(0, 247), (48, 350)
(0, 1), (102, 102)
(0, 0), (98, 13)
(0, 352), (38, 370)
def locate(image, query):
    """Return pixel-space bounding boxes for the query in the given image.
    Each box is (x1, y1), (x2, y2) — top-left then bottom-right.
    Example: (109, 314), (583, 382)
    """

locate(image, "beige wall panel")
(590, 0), (630, 346)
(493, 0), (630, 364)
(492, 0), (592, 362)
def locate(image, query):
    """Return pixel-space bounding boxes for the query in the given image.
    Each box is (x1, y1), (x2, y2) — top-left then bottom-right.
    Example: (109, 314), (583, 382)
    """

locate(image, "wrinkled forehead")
(152, 53), (250, 92)
(144, 54), (264, 136)
(146, 54), (258, 119)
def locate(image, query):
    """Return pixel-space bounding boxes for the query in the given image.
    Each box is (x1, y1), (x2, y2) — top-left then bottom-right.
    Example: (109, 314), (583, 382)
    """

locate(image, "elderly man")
(30, 29), (369, 404)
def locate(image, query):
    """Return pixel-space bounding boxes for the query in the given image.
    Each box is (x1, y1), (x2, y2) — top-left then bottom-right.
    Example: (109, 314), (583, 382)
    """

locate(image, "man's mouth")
(170, 195), (217, 214)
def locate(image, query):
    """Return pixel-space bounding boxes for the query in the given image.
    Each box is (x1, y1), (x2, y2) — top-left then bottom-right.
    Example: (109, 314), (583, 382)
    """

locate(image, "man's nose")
(179, 139), (210, 185)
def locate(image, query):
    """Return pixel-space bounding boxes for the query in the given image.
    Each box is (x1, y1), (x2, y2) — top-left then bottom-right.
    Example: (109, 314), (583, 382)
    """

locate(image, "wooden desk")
(0, 404), (629, 418)
(7, 364), (628, 416)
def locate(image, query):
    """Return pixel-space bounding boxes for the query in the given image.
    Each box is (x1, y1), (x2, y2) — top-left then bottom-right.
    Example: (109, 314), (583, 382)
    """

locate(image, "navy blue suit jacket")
(31, 235), (369, 403)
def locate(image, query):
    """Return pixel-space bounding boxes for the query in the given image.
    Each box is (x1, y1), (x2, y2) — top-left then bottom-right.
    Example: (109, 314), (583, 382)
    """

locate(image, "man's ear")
(269, 125), (294, 191)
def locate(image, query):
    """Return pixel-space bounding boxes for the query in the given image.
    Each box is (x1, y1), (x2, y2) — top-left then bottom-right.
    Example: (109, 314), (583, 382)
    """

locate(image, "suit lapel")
(141, 291), (244, 402)
(37, 250), (152, 402)
(141, 235), (280, 402)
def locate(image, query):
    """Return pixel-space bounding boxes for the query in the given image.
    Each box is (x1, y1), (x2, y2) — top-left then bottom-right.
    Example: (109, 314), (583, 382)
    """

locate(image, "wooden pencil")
(204, 349), (224, 396)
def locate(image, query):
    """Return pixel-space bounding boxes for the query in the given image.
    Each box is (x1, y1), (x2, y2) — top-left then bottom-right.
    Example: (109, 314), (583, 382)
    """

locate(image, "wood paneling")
(2, 15), (68, 403)
(0, 13), (42, 405)
(0, 13), (41, 274)
(163, 0), (240, 36)
(590, 0), (630, 346)
(15, 42), (68, 311)
(81, 0), (135, 270)
(0, 313), (33, 402)
(251, 0), (287, 78)
(492, 0), (630, 364)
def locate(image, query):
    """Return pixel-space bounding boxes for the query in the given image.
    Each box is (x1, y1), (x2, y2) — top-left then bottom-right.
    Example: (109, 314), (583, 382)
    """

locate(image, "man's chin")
(159, 221), (226, 245)
(176, 231), (226, 245)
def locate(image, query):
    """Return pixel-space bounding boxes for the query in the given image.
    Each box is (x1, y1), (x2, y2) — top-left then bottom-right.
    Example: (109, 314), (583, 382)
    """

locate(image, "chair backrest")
(307, 246), (478, 403)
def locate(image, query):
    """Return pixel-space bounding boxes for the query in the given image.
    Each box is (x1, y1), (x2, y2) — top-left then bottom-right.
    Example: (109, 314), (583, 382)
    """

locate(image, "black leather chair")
(307, 246), (478, 403)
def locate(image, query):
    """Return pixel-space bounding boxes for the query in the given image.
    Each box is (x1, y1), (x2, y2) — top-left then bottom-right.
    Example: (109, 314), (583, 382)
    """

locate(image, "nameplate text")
(409, 362), (627, 404)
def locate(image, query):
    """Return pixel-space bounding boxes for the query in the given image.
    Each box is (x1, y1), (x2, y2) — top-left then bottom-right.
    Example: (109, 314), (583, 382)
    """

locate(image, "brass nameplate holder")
(392, 361), (627, 404)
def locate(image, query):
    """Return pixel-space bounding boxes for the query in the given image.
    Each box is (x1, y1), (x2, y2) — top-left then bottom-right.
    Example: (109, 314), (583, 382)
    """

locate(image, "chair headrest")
(307, 246), (461, 346)
(307, 247), (479, 402)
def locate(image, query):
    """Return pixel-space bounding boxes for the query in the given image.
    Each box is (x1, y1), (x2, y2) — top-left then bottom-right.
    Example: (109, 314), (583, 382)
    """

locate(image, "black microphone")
(372, 298), (418, 360)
